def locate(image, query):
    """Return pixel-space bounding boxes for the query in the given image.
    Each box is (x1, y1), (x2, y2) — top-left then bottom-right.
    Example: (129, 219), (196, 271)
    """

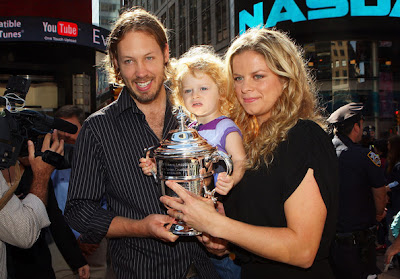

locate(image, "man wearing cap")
(328, 103), (387, 279)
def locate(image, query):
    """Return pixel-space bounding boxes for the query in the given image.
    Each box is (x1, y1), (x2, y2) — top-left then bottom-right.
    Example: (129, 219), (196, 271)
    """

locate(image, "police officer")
(328, 103), (387, 279)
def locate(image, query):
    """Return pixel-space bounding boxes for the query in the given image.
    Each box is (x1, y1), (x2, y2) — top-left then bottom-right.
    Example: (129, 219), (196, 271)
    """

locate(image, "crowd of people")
(1, 6), (400, 279)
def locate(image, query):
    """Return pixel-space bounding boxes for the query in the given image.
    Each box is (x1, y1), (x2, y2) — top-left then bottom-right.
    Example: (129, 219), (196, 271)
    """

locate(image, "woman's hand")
(160, 181), (222, 235)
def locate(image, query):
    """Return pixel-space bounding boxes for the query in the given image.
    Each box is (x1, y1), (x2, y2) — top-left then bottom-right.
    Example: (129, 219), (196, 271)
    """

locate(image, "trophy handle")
(143, 145), (160, 182)
(211, 150), (233, 175)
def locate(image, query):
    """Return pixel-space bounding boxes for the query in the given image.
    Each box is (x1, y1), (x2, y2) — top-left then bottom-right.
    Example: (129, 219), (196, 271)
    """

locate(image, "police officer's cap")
(327, 102), (363, 124)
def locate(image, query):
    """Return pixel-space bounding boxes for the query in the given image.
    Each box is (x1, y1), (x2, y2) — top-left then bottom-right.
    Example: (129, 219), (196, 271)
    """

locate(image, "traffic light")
(396, 110), (400, 125)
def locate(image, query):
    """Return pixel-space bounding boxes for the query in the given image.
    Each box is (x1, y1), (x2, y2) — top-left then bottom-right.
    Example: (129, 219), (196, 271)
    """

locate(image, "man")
(51, 105), (112, 279)
(6, 131), (89, 279)
(65, 8), (219, 279)
(0, 134), (59, 278)
(328, 103), (387, 279)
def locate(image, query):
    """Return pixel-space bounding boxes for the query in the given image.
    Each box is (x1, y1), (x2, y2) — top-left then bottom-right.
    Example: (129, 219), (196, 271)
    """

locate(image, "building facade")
(126, 0), (233, 57)
(128, 0), (400, 138)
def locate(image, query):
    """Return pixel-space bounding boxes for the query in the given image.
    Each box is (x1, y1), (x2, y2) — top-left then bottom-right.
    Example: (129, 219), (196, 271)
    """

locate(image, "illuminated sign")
(0, 17), (109, 52)
(43, 21), (78, 37)
(239, 0), (400, 34)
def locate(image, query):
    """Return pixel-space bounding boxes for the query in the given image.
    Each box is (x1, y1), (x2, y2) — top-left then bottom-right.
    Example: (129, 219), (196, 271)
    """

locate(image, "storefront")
(236, 0), (400, 137)
(0, 0), (110, 114)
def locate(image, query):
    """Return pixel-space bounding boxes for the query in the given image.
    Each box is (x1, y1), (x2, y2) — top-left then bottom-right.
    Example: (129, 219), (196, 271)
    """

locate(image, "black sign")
(0, 17), (109, 52)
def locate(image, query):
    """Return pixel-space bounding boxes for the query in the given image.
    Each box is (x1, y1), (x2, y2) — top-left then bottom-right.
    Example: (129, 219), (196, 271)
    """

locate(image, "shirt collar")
(115, 87), (141, 117)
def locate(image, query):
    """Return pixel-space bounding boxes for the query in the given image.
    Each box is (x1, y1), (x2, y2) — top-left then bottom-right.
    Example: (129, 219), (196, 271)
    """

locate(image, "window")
(179, 0), (187, 55)
(168, 4), (176, 57)
(215, 0), (228, 42)
(201, 0), (211, 44)
(189, 0), (198, 45)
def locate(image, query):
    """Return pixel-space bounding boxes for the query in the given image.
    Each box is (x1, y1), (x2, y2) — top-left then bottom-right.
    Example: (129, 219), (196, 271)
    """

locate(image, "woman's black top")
(225, 120), (339, 278)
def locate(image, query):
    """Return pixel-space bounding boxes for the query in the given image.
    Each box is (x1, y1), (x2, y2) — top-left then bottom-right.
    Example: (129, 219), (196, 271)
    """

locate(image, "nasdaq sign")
(239, 0), (400, 34)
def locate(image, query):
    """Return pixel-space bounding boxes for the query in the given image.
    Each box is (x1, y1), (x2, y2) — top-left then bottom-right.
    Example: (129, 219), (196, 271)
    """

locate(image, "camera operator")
(0, 134), (58, 278)
(5, 131), (90, 279)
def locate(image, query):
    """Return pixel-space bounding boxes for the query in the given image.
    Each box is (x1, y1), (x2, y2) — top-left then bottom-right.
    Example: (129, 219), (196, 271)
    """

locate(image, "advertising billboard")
(0, 17), (109, 52)
(236, 0), (400, 43)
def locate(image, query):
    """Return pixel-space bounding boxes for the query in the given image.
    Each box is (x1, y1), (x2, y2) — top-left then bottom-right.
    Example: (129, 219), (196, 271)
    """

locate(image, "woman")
(161, 28), (339, 278)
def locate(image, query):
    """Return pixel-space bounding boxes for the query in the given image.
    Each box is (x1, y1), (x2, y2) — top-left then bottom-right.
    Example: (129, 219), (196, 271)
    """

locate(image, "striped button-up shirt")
(65, 87), (218, 279)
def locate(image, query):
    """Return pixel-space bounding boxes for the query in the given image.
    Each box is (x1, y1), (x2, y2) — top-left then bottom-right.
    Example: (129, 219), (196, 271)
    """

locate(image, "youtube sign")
(58, 21), (77, 37)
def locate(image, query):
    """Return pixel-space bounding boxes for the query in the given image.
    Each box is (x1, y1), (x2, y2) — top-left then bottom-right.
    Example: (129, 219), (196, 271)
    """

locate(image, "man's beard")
(127, 80), (164, 104)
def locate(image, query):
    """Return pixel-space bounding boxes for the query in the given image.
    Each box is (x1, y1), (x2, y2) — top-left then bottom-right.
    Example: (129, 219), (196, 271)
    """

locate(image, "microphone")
(52, 117), (78, 134)
(19, 110), (78, 134)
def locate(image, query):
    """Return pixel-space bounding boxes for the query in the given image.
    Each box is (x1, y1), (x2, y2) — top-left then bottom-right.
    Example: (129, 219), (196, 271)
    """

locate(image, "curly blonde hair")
(225, 28), (326, 169)
(169, 45), (231, 119)
(104, 7), (169, 85)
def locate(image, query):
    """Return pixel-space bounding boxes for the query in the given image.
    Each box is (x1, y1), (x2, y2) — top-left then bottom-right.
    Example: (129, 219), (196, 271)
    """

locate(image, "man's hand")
(29, 131), (64, 178)
(142, 214), (179, 242)
(78, 264), (90, 279)
(29, 131), (64, 205)
(77, 238), (99, 257)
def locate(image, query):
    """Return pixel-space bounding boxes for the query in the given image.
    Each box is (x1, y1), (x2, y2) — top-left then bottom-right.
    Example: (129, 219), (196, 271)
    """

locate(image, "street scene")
(1, 0), (400, 278)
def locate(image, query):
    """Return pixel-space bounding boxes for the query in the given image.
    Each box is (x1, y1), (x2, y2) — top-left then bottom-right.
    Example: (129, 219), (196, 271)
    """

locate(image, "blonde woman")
(161, 28), (339, 278)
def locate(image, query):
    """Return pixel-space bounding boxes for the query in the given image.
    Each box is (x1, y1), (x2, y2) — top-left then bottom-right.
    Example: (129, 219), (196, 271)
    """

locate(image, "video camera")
(0, 76), (77, 170)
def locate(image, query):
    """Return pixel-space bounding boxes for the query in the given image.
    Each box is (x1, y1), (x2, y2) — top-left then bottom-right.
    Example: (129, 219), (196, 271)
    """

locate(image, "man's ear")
(353, 122), (361, 134)
(113, 57), (119, 70)
(163, 44), (170, 64)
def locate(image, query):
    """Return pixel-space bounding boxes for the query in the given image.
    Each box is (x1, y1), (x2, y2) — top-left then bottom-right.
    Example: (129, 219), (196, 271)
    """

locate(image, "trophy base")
(170, 223), (202, 236)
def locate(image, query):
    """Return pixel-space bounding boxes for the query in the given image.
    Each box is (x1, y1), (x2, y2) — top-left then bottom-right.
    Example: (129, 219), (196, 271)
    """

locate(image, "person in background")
(328, 103), (387, 279)
(0, 135), (55, 279)
(161, 27), (339, 278)
(385, 210), (400, 268)
(51, 105), (113, 279)
(6, 131), (89, 279)
(65, 8), (219, 279)
(384, 136), (400, 251)
(374, 137), (390, 251)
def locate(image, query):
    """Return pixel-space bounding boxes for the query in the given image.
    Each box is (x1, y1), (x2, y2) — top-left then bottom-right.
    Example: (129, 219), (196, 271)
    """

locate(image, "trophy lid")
(154, 107), (215, 158)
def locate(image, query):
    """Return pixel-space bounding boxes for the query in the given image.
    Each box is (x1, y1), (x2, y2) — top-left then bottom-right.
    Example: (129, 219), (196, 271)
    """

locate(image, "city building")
(126, 0), (233, 57)
(129, 0), (400, 138)
(2, 0), (399, 137)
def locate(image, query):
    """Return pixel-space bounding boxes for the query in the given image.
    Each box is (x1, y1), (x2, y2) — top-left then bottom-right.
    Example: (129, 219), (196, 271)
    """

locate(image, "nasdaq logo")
(239, 0), (400, 34)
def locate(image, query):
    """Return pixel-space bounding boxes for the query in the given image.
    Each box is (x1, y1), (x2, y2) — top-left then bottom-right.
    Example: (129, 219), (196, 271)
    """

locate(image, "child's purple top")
(197, 116), (242, 153)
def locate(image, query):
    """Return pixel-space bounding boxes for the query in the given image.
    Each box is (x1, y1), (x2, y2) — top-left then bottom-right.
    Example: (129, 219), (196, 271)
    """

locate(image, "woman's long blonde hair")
(169, 45), (231, 118)
(225, 28), (326, 169)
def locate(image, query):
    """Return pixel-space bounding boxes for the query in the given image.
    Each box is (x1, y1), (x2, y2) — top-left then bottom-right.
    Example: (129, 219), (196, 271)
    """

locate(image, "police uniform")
(328, 103), (386, 279)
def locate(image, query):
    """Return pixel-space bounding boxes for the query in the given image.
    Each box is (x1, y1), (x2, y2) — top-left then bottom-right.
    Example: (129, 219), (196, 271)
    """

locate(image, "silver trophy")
(145, 107), (233, 236)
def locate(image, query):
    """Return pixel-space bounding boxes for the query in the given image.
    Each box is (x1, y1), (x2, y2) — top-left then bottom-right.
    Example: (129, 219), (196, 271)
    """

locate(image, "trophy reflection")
(146, 107), (232, 236)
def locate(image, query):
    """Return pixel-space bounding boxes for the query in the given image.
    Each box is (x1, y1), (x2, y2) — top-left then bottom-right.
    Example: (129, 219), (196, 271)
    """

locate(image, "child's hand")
(139, 157), (156, 176)
(215, 172), (234, 195)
